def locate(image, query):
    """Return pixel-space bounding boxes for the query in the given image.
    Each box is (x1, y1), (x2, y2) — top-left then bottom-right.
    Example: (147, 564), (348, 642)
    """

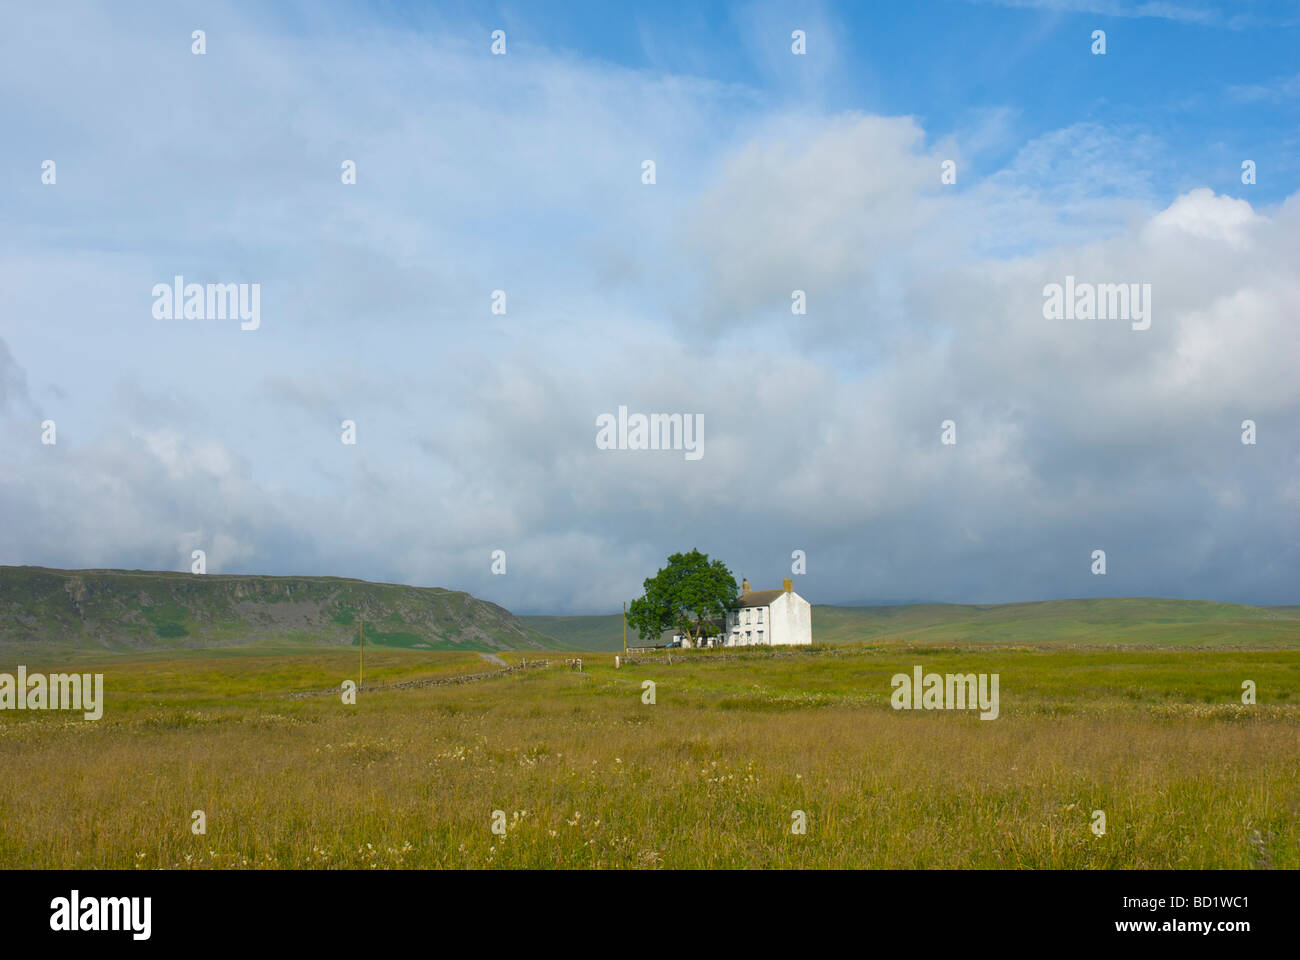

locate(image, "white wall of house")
(769, 590), (811, 646)
(726, 604), (768, 645)
(724, 588), (812, 646)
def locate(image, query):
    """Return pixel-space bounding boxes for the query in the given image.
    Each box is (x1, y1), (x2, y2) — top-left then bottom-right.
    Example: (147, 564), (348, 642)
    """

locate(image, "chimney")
(741, 578), (751, 594)
(782, 577), (793, 593)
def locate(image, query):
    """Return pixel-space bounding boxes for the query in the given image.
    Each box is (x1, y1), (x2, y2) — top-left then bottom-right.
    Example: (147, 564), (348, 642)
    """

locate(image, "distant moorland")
(4, 566), (1298, 654)
(0, 566), (556, 653)
(525, 598), (1300, 651)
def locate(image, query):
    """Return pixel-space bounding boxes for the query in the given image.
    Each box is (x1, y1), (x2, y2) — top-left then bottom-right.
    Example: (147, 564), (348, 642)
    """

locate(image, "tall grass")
(0, 644), (1295, 868)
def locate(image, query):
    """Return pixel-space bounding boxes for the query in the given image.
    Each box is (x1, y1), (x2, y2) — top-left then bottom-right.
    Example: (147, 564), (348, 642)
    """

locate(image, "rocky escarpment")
(0, 566), (556, 652)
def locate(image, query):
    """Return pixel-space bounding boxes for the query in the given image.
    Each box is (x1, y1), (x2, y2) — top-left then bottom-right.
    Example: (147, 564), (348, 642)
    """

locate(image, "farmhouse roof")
(734, 589), (785, 608)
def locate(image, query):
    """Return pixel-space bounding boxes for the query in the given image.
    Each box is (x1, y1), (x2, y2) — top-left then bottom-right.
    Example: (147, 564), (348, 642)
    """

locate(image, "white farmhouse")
(720, 578), (812, 647)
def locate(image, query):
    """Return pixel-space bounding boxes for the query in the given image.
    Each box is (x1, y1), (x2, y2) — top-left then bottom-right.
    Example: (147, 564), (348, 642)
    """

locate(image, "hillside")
(7, 567), (1296, 654)
(524, 598), (1300, 651)
(518, 614), (628, 652)
(812, 598), (1300, 647)
(0, 566), (560, 653)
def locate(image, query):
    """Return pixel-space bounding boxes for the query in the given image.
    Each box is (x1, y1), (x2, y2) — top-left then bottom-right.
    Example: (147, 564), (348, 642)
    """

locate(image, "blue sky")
(343, 0), (1300, 201)
(1, 0), (1298, 612)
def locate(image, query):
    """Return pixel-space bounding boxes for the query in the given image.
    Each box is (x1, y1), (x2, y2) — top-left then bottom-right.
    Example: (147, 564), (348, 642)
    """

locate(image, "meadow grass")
(0, 643), (1295, 869)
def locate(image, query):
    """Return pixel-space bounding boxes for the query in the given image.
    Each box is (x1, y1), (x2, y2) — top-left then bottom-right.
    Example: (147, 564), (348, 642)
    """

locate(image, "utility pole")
(359, 617), (364, 686)
(623, 602), (627, 654)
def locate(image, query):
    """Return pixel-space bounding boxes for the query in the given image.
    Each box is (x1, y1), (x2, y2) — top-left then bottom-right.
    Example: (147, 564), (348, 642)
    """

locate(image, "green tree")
(626, 549), (738, 645)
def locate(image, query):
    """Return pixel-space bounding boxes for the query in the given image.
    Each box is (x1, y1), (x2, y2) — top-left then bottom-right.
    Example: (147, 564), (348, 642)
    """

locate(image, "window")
(757, 608), (764, 624)
(758, 630), (764, 644)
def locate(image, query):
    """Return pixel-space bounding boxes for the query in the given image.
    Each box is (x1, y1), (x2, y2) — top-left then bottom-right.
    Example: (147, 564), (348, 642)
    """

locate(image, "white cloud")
(1144, 187), (1262, 247)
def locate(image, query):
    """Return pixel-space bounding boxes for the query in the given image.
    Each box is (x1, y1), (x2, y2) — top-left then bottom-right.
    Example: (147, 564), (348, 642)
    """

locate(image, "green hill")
(7, 566), (1295, 654)
(813, 598), (1300, 647)
(518, 613), (628, 652)
(0, 566), (560, 653)
(525, 598), (1300, 651)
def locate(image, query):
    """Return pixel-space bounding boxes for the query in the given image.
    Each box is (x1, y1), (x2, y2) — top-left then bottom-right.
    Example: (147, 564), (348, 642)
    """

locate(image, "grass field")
(1, 631), (1297, 869)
